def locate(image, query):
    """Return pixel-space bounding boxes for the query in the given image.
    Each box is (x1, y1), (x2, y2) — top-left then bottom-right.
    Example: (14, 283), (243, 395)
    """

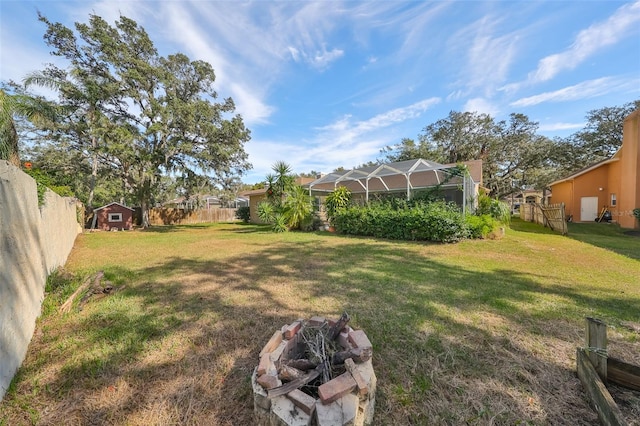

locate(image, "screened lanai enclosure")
(307, 158), (481, 213)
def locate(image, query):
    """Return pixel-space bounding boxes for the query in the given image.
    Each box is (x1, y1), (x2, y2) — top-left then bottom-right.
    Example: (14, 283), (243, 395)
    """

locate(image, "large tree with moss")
(34, 13), (251, 226)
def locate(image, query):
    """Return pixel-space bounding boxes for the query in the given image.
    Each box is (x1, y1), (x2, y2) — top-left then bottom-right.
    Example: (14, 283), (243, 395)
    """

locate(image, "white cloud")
(529, 1), (640, 83)
(510, 77), (622, 107)
(463, 98), (499, 117)
(67, 0), (152, 25)
(161, 2), (274, 124)
(317, 98), (440, 135)
(288, 47), (300, 62)
(538, 122), (585, 132)
(246, 98), (441, 180)
(310, 46), (345, 70)
(447, 14), (521, 98)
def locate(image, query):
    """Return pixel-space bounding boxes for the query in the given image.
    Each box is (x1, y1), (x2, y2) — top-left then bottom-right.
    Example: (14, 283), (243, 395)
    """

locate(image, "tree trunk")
(6, 121), (21, 167)
(87, 139), (97, 208)
(141, 198), (150, 228)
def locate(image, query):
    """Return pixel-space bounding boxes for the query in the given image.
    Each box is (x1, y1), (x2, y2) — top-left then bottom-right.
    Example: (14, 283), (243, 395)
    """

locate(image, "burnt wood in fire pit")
(252, 313), (376, 425)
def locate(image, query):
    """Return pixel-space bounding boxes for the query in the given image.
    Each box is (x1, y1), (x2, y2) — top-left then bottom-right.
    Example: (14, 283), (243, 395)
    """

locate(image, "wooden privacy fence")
(149, 207), (238, 225)
(520, 203), (568, 235)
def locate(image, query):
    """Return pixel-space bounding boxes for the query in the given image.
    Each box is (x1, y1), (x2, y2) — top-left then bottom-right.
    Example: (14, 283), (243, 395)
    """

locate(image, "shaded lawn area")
(566, 221), (640, 260)
(1, 221), (639, 425)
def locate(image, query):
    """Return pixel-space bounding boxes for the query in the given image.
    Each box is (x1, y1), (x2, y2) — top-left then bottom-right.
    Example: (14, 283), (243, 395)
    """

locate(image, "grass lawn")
(1, 218), (639, 425)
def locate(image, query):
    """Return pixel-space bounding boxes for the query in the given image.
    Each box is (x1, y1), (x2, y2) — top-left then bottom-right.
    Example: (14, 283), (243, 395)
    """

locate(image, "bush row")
(332, 200), (500, 243)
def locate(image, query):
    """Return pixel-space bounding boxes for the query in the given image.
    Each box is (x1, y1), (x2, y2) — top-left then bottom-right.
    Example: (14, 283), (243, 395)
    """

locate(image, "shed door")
(580, 197), (598, 222)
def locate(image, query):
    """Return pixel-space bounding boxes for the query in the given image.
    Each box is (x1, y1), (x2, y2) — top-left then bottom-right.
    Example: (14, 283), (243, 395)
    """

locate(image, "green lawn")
(1, 219), (639, 425)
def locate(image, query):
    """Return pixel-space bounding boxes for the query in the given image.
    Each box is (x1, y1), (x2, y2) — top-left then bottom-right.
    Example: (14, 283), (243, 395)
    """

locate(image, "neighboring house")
(242, 188), (268, 224)
(502, 189), (545, 214)
(242, 177), (316, 224)
(549, 109), (640, 229)
(92, 202), (134, 230)
(308, 158), (482, 214)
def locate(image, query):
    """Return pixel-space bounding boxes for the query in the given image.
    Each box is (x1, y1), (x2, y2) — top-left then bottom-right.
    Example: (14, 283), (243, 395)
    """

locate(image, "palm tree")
(284, 185), (314, 230)
(0, 88), (57, 167)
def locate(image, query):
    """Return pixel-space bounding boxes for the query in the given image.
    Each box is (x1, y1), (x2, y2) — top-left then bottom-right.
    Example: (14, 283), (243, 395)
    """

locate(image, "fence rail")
(520, 203), (568, 235)
(149, 208), (238, 225)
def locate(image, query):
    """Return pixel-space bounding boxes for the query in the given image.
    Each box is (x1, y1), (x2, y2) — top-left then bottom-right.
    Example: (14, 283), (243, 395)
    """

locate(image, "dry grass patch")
(1, 221), (639, 425)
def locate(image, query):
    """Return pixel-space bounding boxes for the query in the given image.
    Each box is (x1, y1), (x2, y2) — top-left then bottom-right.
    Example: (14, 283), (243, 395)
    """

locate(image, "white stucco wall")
(0, 160), (81, 400)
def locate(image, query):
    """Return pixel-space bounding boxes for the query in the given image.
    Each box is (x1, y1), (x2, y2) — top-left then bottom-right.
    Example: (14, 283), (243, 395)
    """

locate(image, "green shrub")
(50, 185), (74, 197)
(476, 193), (511, 224)
(325, 186), (352, 225)
(283, 185), (314, 230)
(271, 212), (288, 233)
(23, 168), (76, 205)
(333, 200), (468, 243)
(466, 214), (499, 239)
(23, 168), (50, 206)
(257, 201), (275, 223)
(633, 208), (640, 221)
(235, 206), (250, 223)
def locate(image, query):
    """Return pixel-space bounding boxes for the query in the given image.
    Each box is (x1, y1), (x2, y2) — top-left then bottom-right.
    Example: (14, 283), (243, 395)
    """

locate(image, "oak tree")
(36, 14), (251, 226)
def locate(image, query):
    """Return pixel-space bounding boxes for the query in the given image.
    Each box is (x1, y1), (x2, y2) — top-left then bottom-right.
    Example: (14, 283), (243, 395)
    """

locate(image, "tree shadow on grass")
(566, 222), (640, 260)
(511, 219), (640, 260)
(3, 236), (639, 425)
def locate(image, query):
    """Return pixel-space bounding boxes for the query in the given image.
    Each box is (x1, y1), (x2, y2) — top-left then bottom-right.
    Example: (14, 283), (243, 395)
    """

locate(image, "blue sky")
(1, 1), (639, 183)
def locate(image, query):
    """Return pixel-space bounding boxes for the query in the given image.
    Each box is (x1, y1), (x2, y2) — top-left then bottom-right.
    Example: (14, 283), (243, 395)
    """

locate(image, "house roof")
(241, 188), (267, 197)
(94, 202), (135, 212)
(307, 158), (480, 194)
(549, 156), (620, 187)
(462, 159), (482, 184)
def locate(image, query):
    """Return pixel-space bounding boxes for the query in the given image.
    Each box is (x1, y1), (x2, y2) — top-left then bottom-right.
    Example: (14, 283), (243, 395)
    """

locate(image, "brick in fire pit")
(257, 373), (281, 390)
(344, 358), (368, 397)
(270, 340), (288, 364)
(286, 389), (316, 415)
(348, 330), (372, 351)
(318, 372), (357, 404)
(308, 316), (325, 326)
(284, 321), (302, 339)
(338, 326), (354, 349)
(259, 330), (283, 357)
(257, 352), (274, 376)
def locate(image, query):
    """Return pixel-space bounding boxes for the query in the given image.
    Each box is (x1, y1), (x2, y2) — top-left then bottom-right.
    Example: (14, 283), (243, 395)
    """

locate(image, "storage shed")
(92, 202), (134, 230)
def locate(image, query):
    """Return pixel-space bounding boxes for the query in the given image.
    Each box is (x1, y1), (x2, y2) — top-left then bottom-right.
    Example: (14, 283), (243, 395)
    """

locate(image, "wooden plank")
(576, 348), (628, 426)
(608, 357), (640, 391)
(267, 369), (320, 399)
(585, 317), (608, 381)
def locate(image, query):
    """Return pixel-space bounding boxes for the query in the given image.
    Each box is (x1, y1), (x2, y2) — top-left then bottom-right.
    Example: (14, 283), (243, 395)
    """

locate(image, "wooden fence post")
(585, 317), (607, 381)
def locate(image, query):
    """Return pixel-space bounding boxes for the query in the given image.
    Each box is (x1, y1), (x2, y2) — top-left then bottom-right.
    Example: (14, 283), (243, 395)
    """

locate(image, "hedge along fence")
(332, 200), (476, 243)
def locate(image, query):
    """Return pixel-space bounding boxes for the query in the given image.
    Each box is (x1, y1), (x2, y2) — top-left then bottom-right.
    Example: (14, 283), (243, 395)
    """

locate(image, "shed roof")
(94, 202), (135, 212)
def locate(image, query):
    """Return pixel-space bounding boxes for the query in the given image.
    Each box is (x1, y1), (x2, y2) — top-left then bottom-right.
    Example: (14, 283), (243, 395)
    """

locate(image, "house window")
(610, 194), (617, 207)
(108, 213), (122, 222)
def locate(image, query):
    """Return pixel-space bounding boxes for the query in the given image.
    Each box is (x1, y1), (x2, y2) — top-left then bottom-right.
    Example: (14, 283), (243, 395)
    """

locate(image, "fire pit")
(252, 313), (376, 425)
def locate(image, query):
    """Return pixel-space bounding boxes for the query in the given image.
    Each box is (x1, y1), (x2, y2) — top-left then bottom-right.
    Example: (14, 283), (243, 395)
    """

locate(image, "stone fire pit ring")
(252, 315), (376, 426)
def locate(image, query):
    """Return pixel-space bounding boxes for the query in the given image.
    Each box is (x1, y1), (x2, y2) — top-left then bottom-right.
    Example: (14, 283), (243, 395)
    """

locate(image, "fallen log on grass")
(59, 271), (104, 314)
